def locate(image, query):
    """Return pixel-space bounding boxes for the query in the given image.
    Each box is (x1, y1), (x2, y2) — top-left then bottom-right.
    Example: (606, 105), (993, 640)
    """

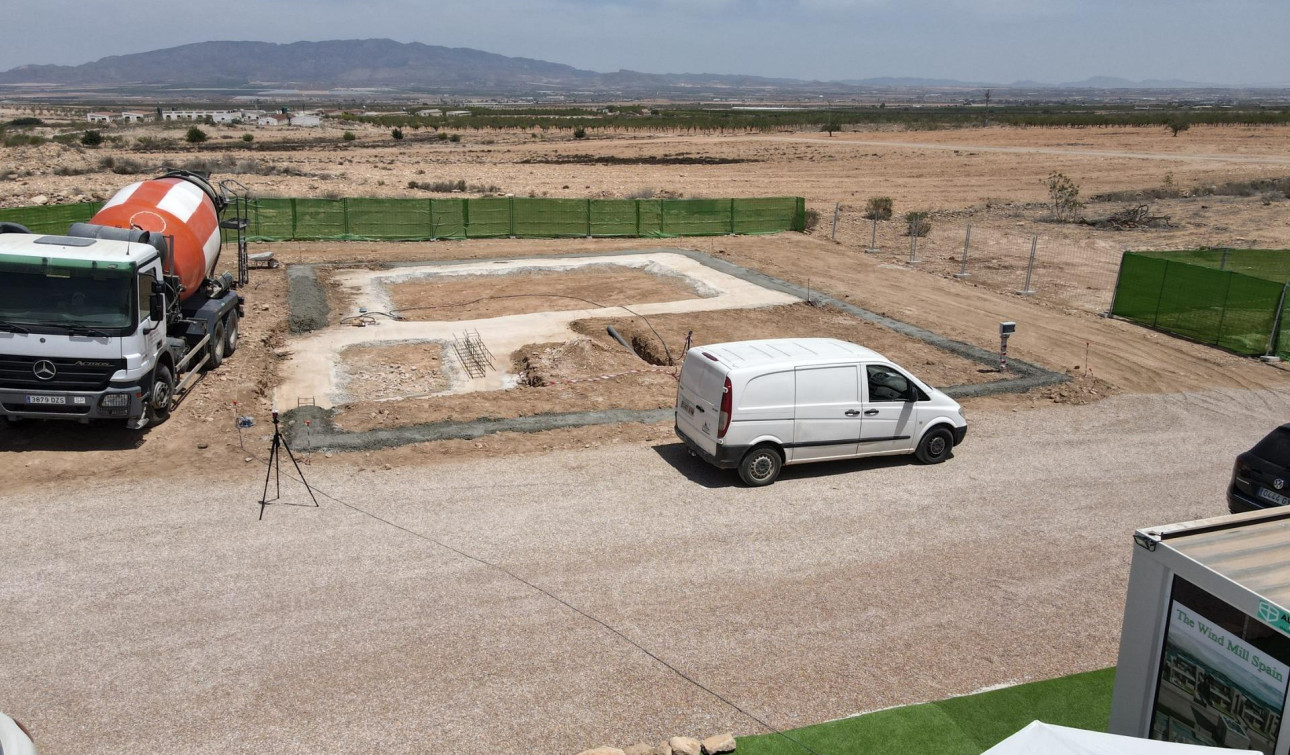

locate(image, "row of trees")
(345, 106), (1290, 137)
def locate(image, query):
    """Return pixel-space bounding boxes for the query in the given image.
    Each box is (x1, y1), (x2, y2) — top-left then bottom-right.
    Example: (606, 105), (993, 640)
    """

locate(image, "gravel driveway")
(3, 387), (1286, 754)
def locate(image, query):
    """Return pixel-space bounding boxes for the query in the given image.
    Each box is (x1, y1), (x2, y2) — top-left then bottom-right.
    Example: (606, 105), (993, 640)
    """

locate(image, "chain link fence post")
(865, 214), (879, 253)
(954, 223), (972, 278)
(1017, 235), (1038, 295)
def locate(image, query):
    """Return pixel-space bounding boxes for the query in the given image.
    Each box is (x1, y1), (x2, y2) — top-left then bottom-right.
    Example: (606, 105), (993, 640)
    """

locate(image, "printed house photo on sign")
(1150, 577), (1290, 754)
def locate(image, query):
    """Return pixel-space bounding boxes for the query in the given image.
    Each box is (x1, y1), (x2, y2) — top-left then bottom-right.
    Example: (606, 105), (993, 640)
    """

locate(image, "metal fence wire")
(828, 207), (1267, 316)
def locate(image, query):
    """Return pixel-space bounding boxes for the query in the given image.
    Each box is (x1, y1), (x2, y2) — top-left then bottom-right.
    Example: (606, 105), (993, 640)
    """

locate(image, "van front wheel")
(915, 427), (954, 464)
(738, 446), (783, 487)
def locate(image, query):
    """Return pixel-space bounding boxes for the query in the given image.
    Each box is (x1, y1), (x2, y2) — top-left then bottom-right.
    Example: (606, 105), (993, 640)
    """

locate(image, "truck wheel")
(146, 364), (175, 425)
(915, 427), (954, 464)
(223, 311), (240, 356)
(206, 321), (227, 370)
(738, 445), (782, 487)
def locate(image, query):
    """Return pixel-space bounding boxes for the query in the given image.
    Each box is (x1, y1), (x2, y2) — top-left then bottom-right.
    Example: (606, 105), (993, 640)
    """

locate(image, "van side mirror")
(152, 279), (166, 294)
(149, 292), (165, 323)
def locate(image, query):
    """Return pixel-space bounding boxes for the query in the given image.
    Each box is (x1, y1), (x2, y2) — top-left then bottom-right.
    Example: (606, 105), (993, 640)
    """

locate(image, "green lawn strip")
(737, 703), (979, 755)
(934, 668), (1116, 750)
(736, 667), (1116, 755)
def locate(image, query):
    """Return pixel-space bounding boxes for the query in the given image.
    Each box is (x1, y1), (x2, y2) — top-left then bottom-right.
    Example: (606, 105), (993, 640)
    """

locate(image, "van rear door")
(676, 350), (727, 455)
(792, 364), (862, 460)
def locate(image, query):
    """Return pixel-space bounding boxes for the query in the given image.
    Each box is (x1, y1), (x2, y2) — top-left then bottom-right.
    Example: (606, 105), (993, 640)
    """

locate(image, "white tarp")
(983, 721), (1259, 755)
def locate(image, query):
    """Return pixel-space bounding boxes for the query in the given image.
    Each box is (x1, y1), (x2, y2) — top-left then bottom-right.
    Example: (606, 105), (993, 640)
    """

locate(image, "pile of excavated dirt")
(388, 265), (706, 321)
(516, 336), (645, 387)
(573, 302), (1006, 388)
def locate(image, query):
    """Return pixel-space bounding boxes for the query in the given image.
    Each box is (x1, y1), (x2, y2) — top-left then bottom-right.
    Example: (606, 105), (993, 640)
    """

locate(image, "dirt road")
(3, 385), (1283, 754)
(689, 134), (1290, 166)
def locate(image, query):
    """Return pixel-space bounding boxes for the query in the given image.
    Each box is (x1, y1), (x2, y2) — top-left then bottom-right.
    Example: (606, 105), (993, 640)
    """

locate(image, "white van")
(674, 338), (967, 486)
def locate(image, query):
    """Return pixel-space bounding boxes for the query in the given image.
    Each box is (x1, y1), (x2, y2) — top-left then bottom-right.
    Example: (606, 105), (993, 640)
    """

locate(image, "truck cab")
(0, 229), (239, 429)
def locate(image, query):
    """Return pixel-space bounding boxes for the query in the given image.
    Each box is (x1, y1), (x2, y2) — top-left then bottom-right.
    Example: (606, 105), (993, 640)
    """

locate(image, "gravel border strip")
(283, 249), (1066, 450)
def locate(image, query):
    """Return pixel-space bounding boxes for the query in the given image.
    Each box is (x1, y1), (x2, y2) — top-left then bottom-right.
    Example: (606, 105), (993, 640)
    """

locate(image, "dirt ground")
(388, 265), (707, 321)
(333, 301), (1003, 433)
(336, 341), (448, 403)
(2, 124), (1290, 490)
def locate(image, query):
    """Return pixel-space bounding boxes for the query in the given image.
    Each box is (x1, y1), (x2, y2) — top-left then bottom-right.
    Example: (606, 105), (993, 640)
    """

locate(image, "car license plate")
(27, 394), (66, 405)
(1258, 487), (1290, 507)
(681, 398), (695, 416)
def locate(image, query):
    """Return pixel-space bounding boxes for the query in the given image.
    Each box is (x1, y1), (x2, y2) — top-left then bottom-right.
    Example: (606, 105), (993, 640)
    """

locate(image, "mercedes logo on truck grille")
(33, 360), (57, 380)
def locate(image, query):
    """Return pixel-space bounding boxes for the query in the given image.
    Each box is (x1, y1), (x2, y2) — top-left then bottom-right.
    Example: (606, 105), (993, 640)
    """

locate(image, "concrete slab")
(275, 252), (798, 409)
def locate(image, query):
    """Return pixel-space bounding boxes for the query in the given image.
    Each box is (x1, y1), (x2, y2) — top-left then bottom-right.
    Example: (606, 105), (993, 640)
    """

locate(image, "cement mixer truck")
(0, 171), (249, 429)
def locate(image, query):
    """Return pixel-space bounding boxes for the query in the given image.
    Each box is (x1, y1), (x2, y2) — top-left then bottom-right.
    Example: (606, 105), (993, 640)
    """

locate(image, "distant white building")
(86, 112), (113, 124)
(416, 109), (443, 117)
(288, 114), (322, 127)
(445, 110), (471, 117)
(257, 114), (290, 127)
(118, 112), (147, 123)
(162, 109), (260, 123)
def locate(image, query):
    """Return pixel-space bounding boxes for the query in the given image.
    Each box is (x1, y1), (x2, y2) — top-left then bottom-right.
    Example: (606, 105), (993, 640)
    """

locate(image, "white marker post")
(1000, 321), (1016, 373)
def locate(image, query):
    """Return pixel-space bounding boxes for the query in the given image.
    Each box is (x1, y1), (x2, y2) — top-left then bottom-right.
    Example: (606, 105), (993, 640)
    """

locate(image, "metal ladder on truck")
(219, 178), (252, 286)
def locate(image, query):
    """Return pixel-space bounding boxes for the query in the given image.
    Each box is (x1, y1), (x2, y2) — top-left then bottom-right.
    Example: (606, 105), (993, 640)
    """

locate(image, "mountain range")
(0, 39), (1267, 93)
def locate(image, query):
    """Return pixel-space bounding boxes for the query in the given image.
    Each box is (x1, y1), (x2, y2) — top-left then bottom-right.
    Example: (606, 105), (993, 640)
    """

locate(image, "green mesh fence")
(1135, 248), (1290, 282)
(1112, 251), (1289, 358)
(0, 195), (804, 242)
(0, 202), (102, 235)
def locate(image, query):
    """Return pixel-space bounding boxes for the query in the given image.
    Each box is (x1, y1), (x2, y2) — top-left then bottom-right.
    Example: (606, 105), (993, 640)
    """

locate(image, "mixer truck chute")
(0, 171), (250, 429)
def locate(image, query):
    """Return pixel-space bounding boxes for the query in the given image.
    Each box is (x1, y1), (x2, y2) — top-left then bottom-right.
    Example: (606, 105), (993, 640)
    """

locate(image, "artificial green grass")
(1138, 248), (1290, 283)
(736, 667), (1116, 755)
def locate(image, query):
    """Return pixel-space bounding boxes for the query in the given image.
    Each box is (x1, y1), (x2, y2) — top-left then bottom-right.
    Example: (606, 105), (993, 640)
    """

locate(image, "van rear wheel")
(738, 445), (783, 487)
(915, 427), (954, 464)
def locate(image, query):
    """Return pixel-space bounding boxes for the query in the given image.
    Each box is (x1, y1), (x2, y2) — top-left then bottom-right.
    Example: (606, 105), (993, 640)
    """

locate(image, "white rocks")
(701, 733), (735, 754)
(668, 737), (702, 755)
(623, 744), (653, 755)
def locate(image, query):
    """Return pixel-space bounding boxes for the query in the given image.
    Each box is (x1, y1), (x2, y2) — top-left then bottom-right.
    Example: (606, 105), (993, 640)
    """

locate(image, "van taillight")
(718, 377), (732, 439)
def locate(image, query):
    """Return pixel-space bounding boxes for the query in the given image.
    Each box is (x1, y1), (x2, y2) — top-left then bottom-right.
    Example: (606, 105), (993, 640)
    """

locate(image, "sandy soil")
(4, 122), (1289, 213)
(389, 265), (707, 321)
(336, 341), (448, 403)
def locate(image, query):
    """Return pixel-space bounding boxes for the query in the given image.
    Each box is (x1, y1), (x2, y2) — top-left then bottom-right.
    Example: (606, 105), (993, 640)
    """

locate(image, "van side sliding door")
(791, 365), (862, 461)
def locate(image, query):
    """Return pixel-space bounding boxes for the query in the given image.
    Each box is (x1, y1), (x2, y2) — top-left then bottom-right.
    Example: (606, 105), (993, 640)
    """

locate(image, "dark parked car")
(1229, 424), (1290, 513)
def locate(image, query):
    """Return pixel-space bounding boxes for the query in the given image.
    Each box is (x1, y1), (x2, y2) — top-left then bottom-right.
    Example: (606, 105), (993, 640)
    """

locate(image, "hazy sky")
(3, 0), (1286, 85)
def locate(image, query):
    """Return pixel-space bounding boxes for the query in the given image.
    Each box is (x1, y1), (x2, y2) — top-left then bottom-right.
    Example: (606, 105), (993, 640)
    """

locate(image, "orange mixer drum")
(91, 176), (221, 302)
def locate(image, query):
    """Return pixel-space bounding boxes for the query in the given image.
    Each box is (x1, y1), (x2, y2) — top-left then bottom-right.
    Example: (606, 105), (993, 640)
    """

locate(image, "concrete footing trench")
(280, 248), (1066, 451)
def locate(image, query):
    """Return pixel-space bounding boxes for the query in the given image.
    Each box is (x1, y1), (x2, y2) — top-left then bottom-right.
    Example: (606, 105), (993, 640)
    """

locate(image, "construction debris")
(1085, 204), (1171, 230)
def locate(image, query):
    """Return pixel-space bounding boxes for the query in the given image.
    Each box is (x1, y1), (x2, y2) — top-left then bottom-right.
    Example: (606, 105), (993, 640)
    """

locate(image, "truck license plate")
(27, 395), (66, 405)
(1258, 487), (1290, 507)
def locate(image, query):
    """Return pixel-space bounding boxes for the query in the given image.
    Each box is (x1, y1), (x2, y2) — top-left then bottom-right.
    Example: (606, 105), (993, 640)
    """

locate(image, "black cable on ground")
(246, 443), (824, 755)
